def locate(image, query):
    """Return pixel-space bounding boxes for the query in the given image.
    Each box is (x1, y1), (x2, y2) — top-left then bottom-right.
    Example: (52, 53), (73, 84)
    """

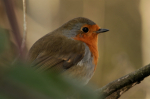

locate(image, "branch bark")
(97, 64), (150, 99)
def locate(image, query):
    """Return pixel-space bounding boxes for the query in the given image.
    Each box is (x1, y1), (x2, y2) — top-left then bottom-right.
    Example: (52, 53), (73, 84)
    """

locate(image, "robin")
(27, 17), (109, 84)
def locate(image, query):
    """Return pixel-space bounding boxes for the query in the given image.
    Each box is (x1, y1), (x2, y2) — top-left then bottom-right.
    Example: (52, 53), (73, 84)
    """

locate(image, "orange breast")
(74, 29), (99, 71)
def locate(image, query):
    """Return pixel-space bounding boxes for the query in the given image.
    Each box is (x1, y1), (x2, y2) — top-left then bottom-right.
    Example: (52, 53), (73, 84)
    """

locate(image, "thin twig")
(21, 0), (27, 51)
(2, 0), (26, 60)
(3, 0), (27, 60)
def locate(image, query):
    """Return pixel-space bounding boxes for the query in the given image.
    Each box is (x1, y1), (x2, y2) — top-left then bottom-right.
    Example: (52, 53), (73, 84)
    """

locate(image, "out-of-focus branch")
(21, 0), (27, 52)
(97, 64), (150, 99)
(2, 0), (27, 60)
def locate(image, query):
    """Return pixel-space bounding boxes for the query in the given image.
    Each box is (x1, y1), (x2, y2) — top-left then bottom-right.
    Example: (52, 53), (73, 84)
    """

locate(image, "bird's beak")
(96, 29), (109, 34)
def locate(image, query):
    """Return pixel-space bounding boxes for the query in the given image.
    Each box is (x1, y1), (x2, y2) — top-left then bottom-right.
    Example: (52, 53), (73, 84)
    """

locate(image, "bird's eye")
(82, 27), (89, 33)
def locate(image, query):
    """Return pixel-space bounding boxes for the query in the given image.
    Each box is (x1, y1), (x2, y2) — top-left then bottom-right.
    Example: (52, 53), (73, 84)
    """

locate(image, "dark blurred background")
(0, 0), (150, 99)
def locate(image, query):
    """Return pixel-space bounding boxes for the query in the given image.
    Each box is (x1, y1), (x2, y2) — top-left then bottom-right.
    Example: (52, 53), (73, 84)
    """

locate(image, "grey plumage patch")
(62, 23), (82, 38)
(71, 43), (95, 84)
(60, 17), (96, 38)
(82, 43), (93, 62)
(69, 17), (96, 26)
(62, 17), (96, 29)
(77, 43), (94, 68)
(77, 44), (91, 63)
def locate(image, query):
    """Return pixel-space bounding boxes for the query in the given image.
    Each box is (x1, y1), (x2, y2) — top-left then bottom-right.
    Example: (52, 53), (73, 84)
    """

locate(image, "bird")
(27, 17), (109, 85)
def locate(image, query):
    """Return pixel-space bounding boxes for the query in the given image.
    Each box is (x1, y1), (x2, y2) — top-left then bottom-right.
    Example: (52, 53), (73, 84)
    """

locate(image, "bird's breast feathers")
(62, 43), (96, 84)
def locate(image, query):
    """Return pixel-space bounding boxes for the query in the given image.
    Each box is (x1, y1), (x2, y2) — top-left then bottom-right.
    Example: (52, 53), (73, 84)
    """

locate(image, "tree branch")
(2, 0), (27, 60)
(21, 0), (27, 52)
(97, 64), (150, 99)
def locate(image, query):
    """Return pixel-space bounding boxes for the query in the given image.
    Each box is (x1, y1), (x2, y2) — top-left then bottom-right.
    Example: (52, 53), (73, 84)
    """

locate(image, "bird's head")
(59, 17), (109, 45)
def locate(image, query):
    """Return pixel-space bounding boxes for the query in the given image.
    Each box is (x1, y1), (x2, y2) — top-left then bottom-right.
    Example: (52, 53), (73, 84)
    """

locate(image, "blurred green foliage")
(0, 63), (99, 99)
(0, 28), (99, 99)
(0, 27), (9, 54)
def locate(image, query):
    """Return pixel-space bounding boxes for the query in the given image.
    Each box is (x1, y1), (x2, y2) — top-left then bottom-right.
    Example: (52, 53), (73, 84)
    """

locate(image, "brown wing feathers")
(27, 34), (85, 72)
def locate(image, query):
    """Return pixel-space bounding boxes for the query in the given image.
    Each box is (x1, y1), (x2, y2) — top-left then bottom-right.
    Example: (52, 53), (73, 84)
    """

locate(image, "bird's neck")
(74, 33), (99, 70)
